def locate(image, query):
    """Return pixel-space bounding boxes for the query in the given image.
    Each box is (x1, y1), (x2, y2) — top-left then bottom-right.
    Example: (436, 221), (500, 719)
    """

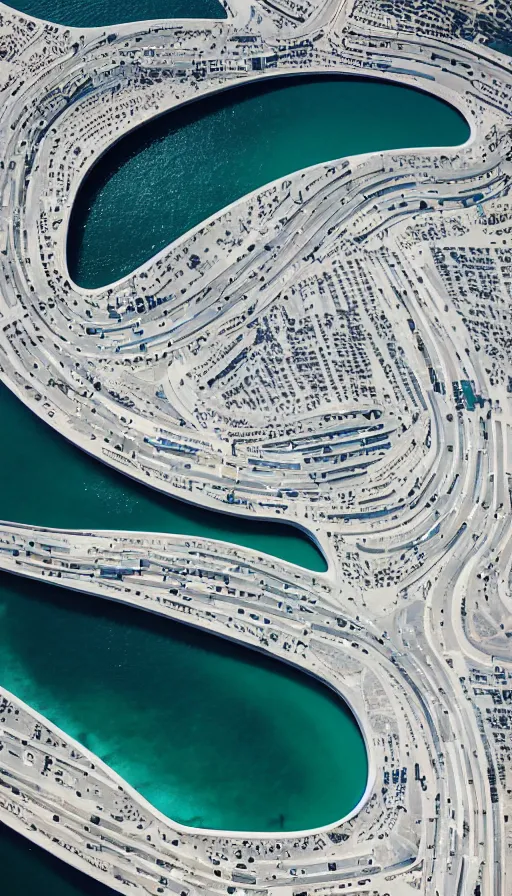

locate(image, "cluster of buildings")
(351, 0), (512, 50)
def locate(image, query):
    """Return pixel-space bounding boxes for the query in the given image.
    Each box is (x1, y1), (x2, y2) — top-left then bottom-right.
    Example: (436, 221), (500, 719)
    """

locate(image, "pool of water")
(68, 75), (470, 288)
(0, 571), (368, 831)
(4, 0), (226, 28)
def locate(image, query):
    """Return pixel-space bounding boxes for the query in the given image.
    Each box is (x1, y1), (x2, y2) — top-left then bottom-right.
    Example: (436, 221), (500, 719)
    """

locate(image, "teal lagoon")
(0, 570), (368, 832)
(68, 75), (470, 288)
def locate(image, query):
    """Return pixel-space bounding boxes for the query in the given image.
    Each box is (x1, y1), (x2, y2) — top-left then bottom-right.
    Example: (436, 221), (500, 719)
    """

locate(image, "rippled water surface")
(69, 75), (470, 288)
(5, 0), (225, 27)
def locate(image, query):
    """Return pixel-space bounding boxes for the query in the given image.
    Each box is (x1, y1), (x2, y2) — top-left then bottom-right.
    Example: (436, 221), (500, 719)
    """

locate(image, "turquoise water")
(5, 0), (225, 27)
(68, 75), (470, 288)
(0, 383), (325, 571)
(0, 571), (368, 831)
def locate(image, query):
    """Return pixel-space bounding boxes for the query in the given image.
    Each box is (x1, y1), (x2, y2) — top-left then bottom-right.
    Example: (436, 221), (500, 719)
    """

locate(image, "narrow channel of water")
(0, 571), (368, 831)
(4, 0), (226, 28)
(68, 75), (470, 288)
(0, 383), (325, 570)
